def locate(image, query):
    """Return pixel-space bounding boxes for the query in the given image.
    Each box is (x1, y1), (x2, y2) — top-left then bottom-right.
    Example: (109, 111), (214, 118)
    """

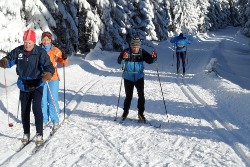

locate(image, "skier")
(117, 35), (157, 122)
(40, 31), (68, 132)
(170, 33), (191, 75)
(0, 29), (54, 145)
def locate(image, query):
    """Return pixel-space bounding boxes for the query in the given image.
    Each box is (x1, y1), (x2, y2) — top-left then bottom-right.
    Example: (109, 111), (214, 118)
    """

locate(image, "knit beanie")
(130, 36), (141, 46)
(42, 31), (53, 40)
(23, 29), (36, 43)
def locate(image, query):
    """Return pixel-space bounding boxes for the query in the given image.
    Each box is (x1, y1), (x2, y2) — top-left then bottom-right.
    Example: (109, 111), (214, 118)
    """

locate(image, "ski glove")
(62, 52), (68, 60)
(122, 52), (129, 60)
(42, 72), (53, 81)
(0, 58), (8, 68)
(152, 51), (157, 58)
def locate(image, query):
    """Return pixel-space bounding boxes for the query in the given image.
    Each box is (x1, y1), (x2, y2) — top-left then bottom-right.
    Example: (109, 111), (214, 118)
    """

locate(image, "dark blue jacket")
(170, 35), (191, 52)
(4, 45), (54, 92)
(117, 48), (155, 82)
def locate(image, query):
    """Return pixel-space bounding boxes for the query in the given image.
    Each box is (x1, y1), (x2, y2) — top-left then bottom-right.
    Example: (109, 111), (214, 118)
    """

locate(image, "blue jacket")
(4, 45), (54, 92)
(170, 35), (191, 52)
(117, 48), (155, 82)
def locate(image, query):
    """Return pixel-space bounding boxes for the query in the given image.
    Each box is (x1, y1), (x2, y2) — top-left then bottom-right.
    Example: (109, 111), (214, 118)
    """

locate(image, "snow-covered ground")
(0, 27), (249, 167)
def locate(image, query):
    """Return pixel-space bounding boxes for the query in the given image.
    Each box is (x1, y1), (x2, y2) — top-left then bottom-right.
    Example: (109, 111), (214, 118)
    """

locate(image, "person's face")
(130, 45), (140, 53)
(24, 40), (35, 51)
(42, 36), (52, 46)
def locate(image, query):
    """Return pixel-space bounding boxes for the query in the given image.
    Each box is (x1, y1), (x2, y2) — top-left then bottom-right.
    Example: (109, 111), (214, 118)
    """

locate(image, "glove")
(42, 72), (53, 81)
(0, 58), (8, 68)
(122, 52), (128, 60)
(152, 51), (157, 58)
(62, 52), (68, 60)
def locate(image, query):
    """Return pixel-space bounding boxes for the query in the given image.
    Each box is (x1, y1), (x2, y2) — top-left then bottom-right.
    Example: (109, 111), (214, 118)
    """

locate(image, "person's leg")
(135, 78), (145, 120)
(32, 86), (44, 136)
(47, 80), (59, 123)
(181, 52), (186, 74)
(41, 84), (49, 123)
(176, 52), (180, 73)
(123, 79), (134, 118)
(20, 91), (32, 135)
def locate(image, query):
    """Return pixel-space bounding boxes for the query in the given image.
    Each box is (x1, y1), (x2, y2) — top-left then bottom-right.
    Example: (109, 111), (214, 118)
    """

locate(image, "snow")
(0, 26), (250, 166)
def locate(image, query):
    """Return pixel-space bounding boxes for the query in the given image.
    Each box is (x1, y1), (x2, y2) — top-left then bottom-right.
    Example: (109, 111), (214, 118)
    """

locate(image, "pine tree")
(0, 0), (25, 57)
(1, 0), (249, 53)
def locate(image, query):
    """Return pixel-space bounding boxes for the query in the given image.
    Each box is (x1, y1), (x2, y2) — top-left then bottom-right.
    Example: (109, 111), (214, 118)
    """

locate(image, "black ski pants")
(123, 78), (145, 115)
(176, 51), (186, 74)
(20, 86), (43, 136)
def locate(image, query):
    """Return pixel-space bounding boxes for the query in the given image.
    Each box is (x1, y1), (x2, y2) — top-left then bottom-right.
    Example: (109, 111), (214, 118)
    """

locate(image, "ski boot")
(35, 134), (44, 146)
(21, 134), (30, 145)
(138, 114), (146, 123)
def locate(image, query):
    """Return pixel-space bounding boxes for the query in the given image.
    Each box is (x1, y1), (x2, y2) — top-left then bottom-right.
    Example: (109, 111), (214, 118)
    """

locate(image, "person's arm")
(56, 48), (68, 66)
(41, 50), (55, 75)
(0, 47), (19, 68)
(142, 49), (156, 64)
(170, 37), (176, 43)
(186, 38), (191, 44)
(118, 49), (129, 64)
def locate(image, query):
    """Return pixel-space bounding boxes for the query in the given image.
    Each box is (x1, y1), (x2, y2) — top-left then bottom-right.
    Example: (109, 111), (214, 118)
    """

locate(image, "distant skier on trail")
(40, 31), (68, 132)
(0, 29), (54, 145)
(170, 33), (191, 76)
(117, 35), (157, 122)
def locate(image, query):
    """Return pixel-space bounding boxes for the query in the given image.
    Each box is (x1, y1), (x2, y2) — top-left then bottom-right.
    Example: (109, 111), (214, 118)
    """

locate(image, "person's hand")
(122, 52), (128, 60)
(42, 72), (52, 81)
(152, 51), (157, 58)
(62, 53), (68, 60)
(0, 58), (8, 68)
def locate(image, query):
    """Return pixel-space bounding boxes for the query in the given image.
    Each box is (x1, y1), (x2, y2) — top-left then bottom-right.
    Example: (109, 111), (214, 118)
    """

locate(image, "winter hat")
(130, 35), (141, 46)
(23, 29), (36, 43)
(42, 31), (53, 40)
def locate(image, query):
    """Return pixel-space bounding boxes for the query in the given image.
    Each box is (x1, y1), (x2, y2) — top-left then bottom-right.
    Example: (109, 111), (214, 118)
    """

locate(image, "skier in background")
(170, 33), (191, 76)
(117, 35), (157, 122)
(40, 31), (68, 132)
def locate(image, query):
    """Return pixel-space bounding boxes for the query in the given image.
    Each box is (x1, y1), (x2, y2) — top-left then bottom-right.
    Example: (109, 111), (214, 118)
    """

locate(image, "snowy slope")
(0, 27), (249, 167)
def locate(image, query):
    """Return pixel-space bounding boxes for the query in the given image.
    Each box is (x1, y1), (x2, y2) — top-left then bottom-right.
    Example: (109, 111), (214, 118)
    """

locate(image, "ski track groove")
(59, 69), (133, 166)
(176, 76), (250, 166)
(79, 122), (133, 166)
(0, 71), (111, 166)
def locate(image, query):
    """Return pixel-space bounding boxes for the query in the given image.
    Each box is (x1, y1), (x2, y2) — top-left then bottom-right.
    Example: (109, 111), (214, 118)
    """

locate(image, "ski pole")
(16, 94), (20, 119)
(172, 44), (175, 66)
(63, 61), (66, 120)
(46, 81), (59, 118)
(154, 62), (169, 122)
(114, 63), (125, 121)
(4, 69), (13, 127)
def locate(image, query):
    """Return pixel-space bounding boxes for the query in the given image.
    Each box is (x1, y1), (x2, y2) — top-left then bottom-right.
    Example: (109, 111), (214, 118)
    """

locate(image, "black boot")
(138, 113), (146, 122)
(122, 110), (129, 120)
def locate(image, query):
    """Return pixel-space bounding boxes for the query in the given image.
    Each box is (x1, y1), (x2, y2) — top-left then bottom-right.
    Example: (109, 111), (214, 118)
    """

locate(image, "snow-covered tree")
(78, 0), (103, 52)
(241, 0), (250, 36)
(41, 0), (78, 53)
(168, 0), (204, 36)
(196, 0), (212, 33)
(0, 0), (25, 57)
(0, 0), (249, 53)
(207, 0), (240, 31)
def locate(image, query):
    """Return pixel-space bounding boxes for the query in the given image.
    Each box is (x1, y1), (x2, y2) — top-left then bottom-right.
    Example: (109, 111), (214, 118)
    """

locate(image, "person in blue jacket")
(117, 35), (157, 121)
(0, 29), (54, 145)
(170, 33), (191, 75)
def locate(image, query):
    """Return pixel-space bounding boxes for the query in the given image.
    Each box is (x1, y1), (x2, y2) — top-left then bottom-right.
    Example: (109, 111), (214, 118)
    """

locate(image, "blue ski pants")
(42, 80), (60, 123)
